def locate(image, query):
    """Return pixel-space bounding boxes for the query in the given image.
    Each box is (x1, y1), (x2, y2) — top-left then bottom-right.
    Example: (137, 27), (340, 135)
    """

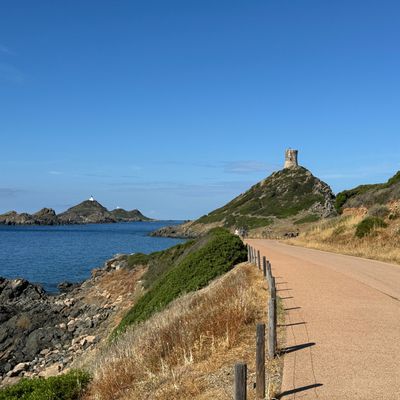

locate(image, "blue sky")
(1, 1), (399, 219)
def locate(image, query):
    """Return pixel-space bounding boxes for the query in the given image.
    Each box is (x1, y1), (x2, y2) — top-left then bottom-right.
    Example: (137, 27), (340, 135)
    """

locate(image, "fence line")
(233, 245), (278, 399)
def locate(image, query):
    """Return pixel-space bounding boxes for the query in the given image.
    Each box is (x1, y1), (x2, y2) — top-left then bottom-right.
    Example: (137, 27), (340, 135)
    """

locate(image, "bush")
(355, 217), (387, 238)
(112, 228), (247, 337)
(367, 205), (389, 218)
(0, 370), (90, 400)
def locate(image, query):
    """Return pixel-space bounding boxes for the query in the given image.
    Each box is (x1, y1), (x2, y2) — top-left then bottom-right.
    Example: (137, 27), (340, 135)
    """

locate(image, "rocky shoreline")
(0, 254), (145, 387)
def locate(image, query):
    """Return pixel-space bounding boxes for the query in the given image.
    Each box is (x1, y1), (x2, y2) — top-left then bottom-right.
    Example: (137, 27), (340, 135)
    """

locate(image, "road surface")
(246, 240), (400, 400)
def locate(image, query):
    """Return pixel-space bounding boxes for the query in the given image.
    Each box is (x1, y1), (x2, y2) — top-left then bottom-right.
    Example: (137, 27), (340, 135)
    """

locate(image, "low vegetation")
(335, 170), (400, 212)
(355, 217), (387, 238)
(113, 228), (247, 336)
(0, 370), (90, 400)
(85, 263), (280, 400)
(127, 240), (196, 288)
(294, 214), (320, 225)
(288, 210), (400, 264)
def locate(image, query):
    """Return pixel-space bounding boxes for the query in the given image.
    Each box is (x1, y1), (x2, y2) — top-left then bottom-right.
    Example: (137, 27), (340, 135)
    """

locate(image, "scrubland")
(84, 263), (282, 400)
(288, 207), (400, 265)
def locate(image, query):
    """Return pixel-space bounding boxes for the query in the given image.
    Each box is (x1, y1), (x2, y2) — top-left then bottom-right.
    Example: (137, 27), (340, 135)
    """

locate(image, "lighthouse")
(89, 195), (95, 202)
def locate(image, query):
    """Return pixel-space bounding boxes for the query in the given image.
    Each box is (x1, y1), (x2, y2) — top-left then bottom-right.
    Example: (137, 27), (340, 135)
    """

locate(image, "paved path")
(246, 240), (400, 400)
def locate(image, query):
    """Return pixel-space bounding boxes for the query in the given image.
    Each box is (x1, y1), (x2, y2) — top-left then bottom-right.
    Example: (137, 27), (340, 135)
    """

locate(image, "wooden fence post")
(268, 298), (276, 359)
(270, 276), (276, 302)
(266, 261), (272, 289)
(257, 250), (261, 270)
(256, 324), (265, 399)
(234, 363), (247, 400)
(262, 256), (267, 278)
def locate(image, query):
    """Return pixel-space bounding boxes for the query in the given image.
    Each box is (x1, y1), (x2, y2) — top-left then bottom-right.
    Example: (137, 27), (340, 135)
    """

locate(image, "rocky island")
(0, 198), (152, 225)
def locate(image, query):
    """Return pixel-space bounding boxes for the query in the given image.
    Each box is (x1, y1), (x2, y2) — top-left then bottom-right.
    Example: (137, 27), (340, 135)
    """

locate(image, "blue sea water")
(0, 221), (184, 293)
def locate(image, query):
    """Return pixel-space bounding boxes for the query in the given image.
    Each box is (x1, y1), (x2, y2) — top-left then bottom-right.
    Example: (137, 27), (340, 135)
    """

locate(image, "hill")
(289, 170), (400, 265)
(153, 165), (336, 238)
(109, 208), (151, 222)
(335, 170), (400, 212)
(58, 200), (115, 224)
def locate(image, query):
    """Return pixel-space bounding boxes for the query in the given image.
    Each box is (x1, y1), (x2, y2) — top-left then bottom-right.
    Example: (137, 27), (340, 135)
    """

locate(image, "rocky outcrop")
(0, 211), (38, 225)
(0, 201), (151, 226)
(31, 208), (59, 225)
(0, 254), (145, 386)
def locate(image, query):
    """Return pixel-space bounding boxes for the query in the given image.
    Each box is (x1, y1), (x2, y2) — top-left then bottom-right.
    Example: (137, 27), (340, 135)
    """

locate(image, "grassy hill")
(335, 171), (400, 212)
(290, 170), (400, 264)
(153, 166), (336, 238)
(109, 208), (151, 221)
(198, 166), (335, 226)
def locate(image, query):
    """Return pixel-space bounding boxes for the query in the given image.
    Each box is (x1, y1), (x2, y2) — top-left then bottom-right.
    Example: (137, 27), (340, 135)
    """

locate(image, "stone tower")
(284, 149), (298, 169)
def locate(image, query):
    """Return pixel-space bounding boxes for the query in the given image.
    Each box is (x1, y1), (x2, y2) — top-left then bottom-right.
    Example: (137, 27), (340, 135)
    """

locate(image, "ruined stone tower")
(284, 149), (298, 169)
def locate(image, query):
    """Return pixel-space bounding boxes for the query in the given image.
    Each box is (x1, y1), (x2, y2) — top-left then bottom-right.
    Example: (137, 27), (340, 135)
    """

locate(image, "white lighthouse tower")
(89, 195), (95, 202)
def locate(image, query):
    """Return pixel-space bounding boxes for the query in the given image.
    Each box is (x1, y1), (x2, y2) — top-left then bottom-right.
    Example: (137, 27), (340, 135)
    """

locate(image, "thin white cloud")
(48, 171), (63, 175)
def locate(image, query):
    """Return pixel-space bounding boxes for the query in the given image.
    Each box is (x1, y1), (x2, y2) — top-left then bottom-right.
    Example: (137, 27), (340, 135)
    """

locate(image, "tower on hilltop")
(284, 149), (298, 169)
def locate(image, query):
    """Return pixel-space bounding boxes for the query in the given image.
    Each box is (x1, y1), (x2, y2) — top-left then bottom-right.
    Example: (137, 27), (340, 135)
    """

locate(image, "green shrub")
(112, 228), (247, 337)
(355, 217), (387, 238)
(0, 370), (90, 400)
(367, 205), (389, 218)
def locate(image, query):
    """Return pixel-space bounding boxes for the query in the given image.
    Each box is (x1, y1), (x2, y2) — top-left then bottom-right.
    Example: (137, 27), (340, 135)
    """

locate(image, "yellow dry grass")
(288, 215), (400, 265)
(83, 263), (283, 400)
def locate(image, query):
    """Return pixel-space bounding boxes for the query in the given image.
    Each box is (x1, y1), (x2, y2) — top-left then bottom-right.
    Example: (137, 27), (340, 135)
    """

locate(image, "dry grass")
(288, 214), (400, 265)
(83, 263), (282, 400)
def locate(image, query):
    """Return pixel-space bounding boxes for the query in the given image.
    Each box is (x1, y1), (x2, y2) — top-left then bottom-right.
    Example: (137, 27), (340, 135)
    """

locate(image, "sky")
(1, 0), (400, 219)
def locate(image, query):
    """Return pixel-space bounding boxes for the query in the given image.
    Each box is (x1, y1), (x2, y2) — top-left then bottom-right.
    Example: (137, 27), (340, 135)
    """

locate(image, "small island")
(0, 197), (152, 225)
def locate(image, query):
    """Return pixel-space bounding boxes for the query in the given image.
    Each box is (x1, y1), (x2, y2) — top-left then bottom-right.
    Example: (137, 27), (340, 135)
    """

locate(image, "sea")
(0, 221), (185, 293)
